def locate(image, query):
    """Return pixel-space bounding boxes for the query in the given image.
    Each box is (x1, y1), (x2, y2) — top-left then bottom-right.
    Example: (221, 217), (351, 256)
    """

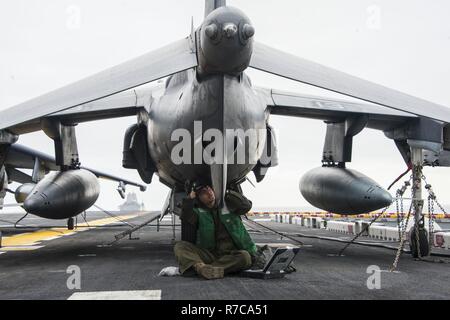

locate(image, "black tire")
(410, 227), (429, 258)
(67, 217), (75, 231)
(181, 219), (197, 244)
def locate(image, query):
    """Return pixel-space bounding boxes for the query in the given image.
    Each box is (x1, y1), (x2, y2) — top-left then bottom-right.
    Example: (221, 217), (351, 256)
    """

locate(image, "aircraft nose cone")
(24, 193), (46, 214)
(372, 188), (393, 208)
(223, 23), (238, 38)
(357, 186), (392, 212)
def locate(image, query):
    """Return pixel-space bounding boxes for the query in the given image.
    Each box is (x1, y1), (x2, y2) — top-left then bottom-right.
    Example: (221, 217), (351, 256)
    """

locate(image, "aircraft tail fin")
(204, 0), (226, 17)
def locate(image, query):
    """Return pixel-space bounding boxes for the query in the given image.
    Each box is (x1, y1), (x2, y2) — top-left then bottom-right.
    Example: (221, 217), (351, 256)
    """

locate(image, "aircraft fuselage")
(146, 6), (268, 197)
(147, 70), (268, 189)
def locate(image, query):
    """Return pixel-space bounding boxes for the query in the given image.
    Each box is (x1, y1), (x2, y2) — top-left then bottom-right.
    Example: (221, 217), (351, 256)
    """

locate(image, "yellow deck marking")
(2, 229), (75, 247)
(0, 214), (138, 252)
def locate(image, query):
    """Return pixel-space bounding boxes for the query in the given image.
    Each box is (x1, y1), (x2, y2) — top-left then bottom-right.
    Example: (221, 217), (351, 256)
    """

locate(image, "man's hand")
(188, 191), (197, 200)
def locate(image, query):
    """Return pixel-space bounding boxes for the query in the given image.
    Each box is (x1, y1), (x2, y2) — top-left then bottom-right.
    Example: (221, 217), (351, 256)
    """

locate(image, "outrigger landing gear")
(410, 218), (430, 258)
(67, 217), (75, 230)
(410, 147), (429, 259)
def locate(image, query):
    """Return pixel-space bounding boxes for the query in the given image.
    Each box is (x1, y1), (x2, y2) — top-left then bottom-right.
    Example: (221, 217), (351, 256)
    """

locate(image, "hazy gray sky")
(1, 0), (450, 212)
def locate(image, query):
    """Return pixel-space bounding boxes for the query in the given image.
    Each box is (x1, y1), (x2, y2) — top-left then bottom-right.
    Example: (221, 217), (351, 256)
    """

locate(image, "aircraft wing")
(4, 144), (147, 191)
(257, 87), (416, 131)
(0, 37), (197, 133)
(7, 87), (159, 135)
(250, 42), (450, 123)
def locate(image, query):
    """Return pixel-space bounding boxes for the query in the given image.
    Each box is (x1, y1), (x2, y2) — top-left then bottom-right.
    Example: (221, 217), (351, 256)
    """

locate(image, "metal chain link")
(426, 183), (435, 254)
(391, 172), (445, 271)
(396, 192), (401, 240)
(433, 197), (447, 215)
(422, 174), (441, 256)
(390, 173), (424, 271)
(390, 201), (413, 271)
(395, 179), (409, 242)
(338, 205), (390, 256)
(424, 173), (448, 216)
(426, 193), (450, 264)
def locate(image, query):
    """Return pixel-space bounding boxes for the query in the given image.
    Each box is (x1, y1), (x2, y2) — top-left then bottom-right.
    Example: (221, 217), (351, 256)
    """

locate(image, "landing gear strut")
(410, 147), (429, 258)
(67, 217), (75, 230)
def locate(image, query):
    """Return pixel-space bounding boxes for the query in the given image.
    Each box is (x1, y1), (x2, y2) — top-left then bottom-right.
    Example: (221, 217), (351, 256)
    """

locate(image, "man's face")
(198, 186), (216, 208)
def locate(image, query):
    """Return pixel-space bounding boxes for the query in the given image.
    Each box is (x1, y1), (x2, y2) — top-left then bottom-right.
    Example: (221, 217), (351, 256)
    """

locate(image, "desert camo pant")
(174, 241), (252, 275)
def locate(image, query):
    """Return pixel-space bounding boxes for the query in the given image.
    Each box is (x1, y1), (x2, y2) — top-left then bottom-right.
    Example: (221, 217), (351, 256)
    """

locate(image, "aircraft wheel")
(410, 227), (429, 258)
(67, 217), (75, 231)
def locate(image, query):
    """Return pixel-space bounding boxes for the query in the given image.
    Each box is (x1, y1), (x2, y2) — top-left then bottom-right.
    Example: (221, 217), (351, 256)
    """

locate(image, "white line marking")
(255, 243), (299, 248)
(0, 245), (44, 251)
(378, 269), (401, 274)
(0, 252), (5, 255)
(78, 254), (97, 257)
(43, 236), (63, 241)
(68, 290), (162, 300)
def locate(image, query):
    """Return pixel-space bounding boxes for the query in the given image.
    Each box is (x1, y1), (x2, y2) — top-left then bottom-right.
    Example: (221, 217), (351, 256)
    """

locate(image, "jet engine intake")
(123, 124), (156, 184)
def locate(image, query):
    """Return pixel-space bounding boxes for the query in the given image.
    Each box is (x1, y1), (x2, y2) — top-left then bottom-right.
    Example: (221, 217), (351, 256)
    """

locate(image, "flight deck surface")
(0, 211), (449, 300)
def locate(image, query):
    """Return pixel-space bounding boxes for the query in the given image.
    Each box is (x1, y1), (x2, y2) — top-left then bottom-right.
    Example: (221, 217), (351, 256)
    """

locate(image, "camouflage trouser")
(174, 241), (252, 275)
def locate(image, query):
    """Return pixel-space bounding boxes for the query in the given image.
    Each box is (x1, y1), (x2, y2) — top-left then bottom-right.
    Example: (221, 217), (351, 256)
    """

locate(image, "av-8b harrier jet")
(1, 0), (450, 255)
